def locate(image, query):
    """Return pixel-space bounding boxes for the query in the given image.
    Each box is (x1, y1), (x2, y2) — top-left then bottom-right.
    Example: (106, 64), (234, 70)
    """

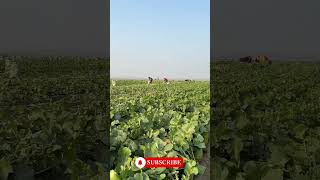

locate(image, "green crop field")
(0, 56), (109, 180)
(110, 80), (210, 179)
(211, 62), (320, 179)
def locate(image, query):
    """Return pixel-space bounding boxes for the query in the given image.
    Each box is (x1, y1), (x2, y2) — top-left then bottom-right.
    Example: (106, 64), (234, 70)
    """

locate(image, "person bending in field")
(112, 80), (116, 86)
(148, 77), (153, 84)
(164, 77), (169, 84)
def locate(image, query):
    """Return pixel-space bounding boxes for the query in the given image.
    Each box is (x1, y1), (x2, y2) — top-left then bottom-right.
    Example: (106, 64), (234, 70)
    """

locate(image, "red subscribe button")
(135, 157), (184, 169)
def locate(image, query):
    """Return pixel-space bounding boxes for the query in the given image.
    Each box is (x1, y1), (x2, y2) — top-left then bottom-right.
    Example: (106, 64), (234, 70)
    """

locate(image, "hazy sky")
(111, 0), (210, 79)
(212, 0), (320, 58)
(0, 0), (109, 57)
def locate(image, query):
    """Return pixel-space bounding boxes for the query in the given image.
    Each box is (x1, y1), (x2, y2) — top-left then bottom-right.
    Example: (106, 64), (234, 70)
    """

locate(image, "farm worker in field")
(164, 77), (170, 84)
(148, 77), (153, 84)
(112, 80), (116, 86)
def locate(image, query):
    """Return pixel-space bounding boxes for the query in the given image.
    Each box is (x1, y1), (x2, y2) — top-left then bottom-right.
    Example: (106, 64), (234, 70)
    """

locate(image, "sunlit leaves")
(110, 81), (209, 179)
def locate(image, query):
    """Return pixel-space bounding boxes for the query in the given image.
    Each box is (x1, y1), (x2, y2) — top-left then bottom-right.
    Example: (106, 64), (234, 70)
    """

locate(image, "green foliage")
(211, 62), (320, 180)
(0, 57), (109, 179)
(111, 81), (209, 179)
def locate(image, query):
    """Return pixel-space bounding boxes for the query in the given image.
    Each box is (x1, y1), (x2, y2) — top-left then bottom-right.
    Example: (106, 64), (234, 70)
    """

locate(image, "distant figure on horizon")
(164, 77), (169, 84)
(112, 80), (116, 86)
(148, 77), (153, 84)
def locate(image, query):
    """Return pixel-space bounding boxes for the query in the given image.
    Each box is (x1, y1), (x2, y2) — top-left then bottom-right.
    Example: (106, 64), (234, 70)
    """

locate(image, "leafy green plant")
(110, 80), (209, 179)
(212, 62), (320, 180)
(0, 56), (109, 179)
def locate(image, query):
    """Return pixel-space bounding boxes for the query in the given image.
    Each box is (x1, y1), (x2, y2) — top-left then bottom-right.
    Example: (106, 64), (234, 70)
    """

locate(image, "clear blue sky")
(111, 0), (210, 80)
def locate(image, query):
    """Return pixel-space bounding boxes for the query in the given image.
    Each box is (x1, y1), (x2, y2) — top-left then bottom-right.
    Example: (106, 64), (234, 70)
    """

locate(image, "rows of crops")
(211, 62), (320, 179)
(0, 56), (107, 77)
(110, 80), (210, 179)
(0, 57), (109, 179)
(6, 57), (320, 179)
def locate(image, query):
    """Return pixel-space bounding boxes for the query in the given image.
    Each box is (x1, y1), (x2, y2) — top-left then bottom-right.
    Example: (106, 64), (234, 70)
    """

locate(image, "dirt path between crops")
(195, 142), (210, 180)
